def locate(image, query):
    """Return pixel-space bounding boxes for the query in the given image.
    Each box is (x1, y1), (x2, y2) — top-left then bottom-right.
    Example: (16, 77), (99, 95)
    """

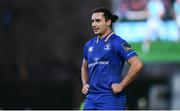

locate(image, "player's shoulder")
(111, 33), (127, 43)
(84, 36), (97, 47)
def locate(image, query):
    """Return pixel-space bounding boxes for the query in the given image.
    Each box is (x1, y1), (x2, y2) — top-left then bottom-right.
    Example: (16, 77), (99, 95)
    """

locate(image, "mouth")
(93, 27), (99, 32)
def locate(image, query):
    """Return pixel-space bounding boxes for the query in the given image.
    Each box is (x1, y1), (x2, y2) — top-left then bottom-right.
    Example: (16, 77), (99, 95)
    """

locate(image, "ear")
(107, 19), (112, 26)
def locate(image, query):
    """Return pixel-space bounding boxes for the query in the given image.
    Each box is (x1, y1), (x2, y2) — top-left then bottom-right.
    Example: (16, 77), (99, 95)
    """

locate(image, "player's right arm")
(81, 59), (89, 95)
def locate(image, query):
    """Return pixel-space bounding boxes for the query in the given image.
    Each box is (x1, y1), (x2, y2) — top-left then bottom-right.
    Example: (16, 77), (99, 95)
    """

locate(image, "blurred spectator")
(173, 0), (180, 41)
(115, 0), (129, 20)
(114, 0), (147, 21)
(163, 0), (172, 19)
(126, 0), (147, 20)
(129, 0), (146, 11)
(141, 0), (165, 54)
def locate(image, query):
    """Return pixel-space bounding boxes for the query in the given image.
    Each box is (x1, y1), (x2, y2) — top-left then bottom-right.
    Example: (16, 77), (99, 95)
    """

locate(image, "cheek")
(101, 24), (108, 30)
(99, 23), (105, 29)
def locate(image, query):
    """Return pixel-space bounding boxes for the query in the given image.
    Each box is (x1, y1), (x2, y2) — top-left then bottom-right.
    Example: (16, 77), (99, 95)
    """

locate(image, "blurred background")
(0, 0), (179, 110)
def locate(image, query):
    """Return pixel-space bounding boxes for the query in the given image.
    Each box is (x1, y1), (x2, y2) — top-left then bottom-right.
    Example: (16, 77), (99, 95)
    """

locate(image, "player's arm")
(111, 56), (143, 94)
(81, 59), (89, 95)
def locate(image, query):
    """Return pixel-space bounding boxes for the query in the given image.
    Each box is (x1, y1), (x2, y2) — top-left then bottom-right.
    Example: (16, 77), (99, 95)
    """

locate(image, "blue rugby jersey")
(83, 32), (137, 95)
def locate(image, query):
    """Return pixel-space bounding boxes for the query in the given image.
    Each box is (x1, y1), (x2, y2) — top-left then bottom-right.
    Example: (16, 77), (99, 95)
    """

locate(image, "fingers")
(111, 85), (118, 94)
(82, 84), (89, 95)
(82, 88), (88, 95)
(111, 83), (122, 94)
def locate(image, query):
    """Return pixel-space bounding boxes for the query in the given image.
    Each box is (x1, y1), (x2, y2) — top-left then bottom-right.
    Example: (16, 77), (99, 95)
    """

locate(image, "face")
(91, 12), (111, 36)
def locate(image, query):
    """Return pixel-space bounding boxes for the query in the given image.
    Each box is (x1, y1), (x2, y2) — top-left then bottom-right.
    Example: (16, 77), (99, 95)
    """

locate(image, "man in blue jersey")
(81, 7), (143, 110)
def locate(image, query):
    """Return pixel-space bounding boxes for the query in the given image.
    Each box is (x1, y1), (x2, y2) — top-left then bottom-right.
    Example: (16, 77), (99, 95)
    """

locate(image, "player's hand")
(111, 83), (124, 95)
(82, 84), (89, 95)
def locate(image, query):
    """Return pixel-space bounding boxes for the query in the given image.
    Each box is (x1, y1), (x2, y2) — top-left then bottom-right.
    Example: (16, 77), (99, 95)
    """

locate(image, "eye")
(95, 19), (100, 22)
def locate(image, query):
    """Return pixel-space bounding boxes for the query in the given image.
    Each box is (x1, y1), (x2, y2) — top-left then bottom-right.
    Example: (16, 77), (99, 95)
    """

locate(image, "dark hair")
(92, 7), (118, 26)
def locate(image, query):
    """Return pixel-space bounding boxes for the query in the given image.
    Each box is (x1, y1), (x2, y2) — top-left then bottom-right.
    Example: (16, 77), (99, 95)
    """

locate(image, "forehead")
(91, 12), (105, 20)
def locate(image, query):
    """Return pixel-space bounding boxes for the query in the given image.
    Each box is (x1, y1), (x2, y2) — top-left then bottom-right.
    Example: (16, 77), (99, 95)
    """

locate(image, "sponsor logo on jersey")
(121, 42), (132, 52)
(88, 61), (109, 68)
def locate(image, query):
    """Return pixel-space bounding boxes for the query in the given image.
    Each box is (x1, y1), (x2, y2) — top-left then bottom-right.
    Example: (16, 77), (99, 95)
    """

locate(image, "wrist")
(119, 83), (125, 89)
(83, 83), (88, 86)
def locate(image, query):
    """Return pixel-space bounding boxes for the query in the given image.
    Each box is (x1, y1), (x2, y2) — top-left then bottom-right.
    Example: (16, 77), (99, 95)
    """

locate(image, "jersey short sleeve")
(114, 37), (137, 61)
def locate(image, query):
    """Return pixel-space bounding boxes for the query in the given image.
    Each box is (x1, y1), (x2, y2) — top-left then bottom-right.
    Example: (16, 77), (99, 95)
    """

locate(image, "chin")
(94, 32), (100, 35)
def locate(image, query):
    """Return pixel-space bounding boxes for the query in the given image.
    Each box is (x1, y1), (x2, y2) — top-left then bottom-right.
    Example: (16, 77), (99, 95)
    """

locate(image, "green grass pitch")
(131, 41), (180, 63)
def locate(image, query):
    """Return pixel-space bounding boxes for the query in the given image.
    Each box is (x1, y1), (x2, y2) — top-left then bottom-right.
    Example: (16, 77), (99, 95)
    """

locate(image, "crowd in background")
(116, 0), (176, 20)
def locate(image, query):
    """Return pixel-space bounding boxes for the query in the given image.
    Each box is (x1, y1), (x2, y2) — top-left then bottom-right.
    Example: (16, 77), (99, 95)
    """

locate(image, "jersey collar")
(96, 32), (114, 43)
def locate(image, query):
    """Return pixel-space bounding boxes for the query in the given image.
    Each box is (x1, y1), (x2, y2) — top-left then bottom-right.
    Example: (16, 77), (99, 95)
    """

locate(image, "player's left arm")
(111, 56), (143, 94)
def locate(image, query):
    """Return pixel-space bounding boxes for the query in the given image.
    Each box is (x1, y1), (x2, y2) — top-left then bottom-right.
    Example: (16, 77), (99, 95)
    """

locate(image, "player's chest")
(87, 42), (113, 61)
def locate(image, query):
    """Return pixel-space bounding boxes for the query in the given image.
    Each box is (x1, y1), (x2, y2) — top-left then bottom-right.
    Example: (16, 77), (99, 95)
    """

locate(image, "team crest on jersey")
(88, 46), (93, 52)
(104, 43), (111, 51)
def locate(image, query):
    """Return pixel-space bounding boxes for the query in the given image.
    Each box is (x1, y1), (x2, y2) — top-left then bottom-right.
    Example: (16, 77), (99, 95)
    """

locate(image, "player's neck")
(98, 29), (112, 39)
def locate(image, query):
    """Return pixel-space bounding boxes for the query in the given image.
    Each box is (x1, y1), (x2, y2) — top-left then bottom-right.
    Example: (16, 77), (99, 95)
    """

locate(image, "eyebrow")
(91, 19), (101, 22)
